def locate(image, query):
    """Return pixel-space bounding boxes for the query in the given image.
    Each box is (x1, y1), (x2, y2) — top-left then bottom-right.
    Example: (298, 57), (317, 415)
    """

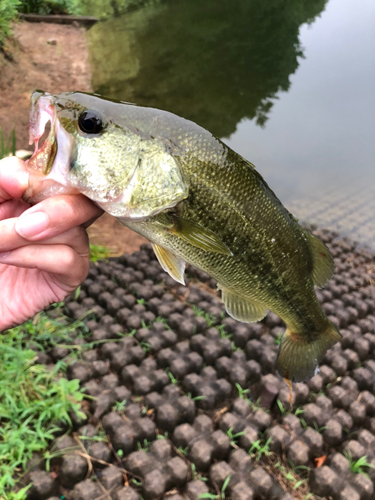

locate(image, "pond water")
(85, 0), (375, 248)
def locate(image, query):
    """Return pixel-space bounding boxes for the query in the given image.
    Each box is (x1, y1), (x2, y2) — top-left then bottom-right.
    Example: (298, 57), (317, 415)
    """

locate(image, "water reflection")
(86, 0), (328, 137)
(85, 0), (374, 248)
(224, 0), (375, 247)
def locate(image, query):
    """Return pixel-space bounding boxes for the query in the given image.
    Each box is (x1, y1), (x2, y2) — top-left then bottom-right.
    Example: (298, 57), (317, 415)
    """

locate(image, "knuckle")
(74, 255), (89, 285)
(70, 226), (90, 250)
(61, 247), (77, 270)
(79, 259), (90, 282)
(69, 225), (84, 240)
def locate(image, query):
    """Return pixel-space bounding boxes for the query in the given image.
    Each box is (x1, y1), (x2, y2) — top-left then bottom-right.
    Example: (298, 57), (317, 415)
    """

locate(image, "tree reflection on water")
(87, 0), (328, 138)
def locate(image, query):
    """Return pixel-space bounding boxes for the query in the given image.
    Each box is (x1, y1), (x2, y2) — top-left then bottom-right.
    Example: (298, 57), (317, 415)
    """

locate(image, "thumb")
(0, 157), (30, 202)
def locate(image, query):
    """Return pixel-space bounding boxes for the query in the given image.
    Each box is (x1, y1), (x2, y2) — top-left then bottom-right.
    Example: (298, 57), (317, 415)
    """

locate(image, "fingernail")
(16, 212), (49, 238)
(0, 251), (10, 259)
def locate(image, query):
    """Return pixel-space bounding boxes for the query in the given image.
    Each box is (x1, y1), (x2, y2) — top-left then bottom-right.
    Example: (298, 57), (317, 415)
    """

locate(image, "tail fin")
(276, 320), (341, 382)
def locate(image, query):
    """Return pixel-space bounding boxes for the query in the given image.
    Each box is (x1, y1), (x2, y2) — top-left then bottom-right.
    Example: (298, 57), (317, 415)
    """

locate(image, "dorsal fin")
(307, 233), (334, 288)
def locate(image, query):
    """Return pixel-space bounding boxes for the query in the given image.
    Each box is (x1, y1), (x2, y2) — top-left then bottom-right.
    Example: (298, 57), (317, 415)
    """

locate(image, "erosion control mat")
(21, 228), (375, 500)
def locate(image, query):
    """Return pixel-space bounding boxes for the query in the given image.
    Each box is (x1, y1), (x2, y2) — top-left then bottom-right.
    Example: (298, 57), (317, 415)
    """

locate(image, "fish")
(24, 90), (341, 381)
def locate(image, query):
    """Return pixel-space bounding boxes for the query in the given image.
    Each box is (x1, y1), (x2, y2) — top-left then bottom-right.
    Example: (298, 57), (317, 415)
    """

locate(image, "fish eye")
(78, 110), (103, 134)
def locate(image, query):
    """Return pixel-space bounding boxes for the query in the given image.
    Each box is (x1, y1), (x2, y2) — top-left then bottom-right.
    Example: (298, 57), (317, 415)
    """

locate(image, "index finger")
(0, 157), (29, 202)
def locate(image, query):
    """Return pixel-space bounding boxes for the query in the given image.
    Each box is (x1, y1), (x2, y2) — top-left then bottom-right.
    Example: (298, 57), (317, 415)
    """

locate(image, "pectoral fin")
(152, 244), (186, 285)
(306, 232), (334, 288)
(219, 286), (268, 323)
(170, 215), (232, 255)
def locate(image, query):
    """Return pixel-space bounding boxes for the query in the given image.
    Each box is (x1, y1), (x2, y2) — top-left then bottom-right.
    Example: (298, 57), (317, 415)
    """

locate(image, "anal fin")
(152, 244), (186, 285)
(219, 286), (268, 323)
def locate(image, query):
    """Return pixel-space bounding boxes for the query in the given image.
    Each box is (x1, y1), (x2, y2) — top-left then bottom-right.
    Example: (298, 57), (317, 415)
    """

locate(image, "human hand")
(0, 156), (103, 331)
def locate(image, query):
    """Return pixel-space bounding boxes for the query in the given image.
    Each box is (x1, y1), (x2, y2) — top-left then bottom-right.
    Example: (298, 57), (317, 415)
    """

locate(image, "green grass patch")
(89, 242), (113, 262)
(199, 475), (230, 499)
(18, 0), (81, 15)
(343, 452), (375, 477)
(0, 1), (20, 48)
(0, 309), (87, 497)
(0, 128), (16, 159)
(191, 305), (217, 327)
(15, 302), (90, 351)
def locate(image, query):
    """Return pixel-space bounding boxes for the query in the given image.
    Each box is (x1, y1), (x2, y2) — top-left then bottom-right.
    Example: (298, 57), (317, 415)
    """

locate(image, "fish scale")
(125, 153), (318, 327)
(24, 90), (341, 381)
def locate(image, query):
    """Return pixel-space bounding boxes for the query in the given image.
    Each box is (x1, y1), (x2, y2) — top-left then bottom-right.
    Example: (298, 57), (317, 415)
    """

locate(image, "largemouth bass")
(24, 90), (341, 381)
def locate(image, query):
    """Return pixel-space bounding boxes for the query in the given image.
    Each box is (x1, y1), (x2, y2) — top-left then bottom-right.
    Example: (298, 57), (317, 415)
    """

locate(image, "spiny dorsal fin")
(219, 285), (268, 323)
(152, 244), (186, 285)
(170, 215), (232, 255)
(307, 232), (334, 288)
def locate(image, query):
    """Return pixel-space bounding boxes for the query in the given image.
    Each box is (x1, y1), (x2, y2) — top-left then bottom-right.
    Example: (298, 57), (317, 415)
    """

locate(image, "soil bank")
(0, 20), (146, 254)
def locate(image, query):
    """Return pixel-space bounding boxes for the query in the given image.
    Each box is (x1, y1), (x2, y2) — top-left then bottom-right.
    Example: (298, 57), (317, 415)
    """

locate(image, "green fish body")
(25, 91), (341, 381)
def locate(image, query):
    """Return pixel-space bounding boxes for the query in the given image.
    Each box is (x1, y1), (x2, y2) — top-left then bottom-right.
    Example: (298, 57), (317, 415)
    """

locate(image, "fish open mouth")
(26, 91), (57, 176)
(23, 91), (77, 204)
